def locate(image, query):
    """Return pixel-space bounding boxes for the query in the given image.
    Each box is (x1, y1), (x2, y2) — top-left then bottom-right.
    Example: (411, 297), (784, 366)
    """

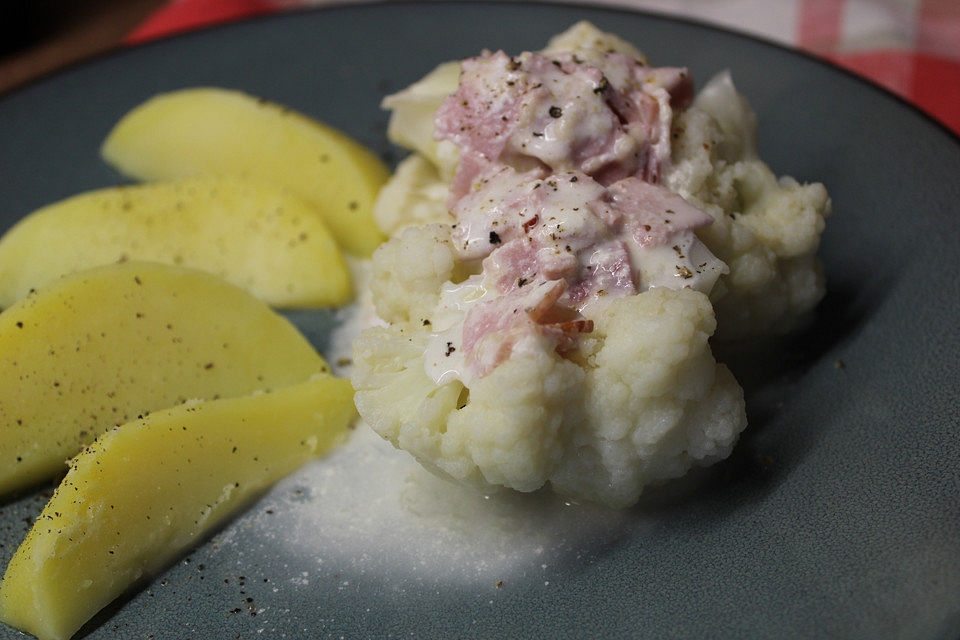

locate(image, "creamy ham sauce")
(425, 48), (726, 385)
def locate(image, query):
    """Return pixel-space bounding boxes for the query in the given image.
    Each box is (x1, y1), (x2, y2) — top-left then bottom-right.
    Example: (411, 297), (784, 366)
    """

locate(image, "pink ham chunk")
(461, 278), (592, 377)
(481, 237), (581, 294)
(434, 51), (526, 163)
(603, 178), (714, 247)
(563, 239), (635, 309)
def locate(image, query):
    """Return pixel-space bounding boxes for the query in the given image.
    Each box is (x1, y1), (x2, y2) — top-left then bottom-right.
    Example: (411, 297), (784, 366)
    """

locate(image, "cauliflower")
(353, 227), (746, 507)
(372, 155), (450, 237)
(367, 223), (457, 324)
(665, 71), (831, 339)
(355, 22), (828, 507)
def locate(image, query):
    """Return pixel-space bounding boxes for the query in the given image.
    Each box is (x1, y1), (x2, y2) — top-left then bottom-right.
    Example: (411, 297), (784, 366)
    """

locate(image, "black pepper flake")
(549, 106), (562, 118)
(444, 342), (456, 357)
(593, 77), (609, 94)
(15, 321), (23, 328)
(422, 319), (431, 326)
(517, 278), (528, 287)
(489, 231), (502, 244)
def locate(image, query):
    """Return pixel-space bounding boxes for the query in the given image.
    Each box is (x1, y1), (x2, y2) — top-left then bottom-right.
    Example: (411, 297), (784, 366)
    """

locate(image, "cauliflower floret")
(558, 290), (745, 505)
(353, 232), (746, 507)
(372, 154), (451, 237)
(368, 223), (459, 325)
(354, 324), (583, 492)
(665, 72), (831, 339)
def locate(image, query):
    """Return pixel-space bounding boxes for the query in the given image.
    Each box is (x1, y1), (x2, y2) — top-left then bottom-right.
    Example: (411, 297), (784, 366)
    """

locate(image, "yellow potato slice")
(0, 374), (355, 640)
(0, 261), (328, 495)
(101, 88), (389, 256)
(0, 176), (350, 309)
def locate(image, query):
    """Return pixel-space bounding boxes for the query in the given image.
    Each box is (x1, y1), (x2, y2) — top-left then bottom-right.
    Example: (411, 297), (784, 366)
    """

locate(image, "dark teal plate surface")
(1, 3), (959, 638)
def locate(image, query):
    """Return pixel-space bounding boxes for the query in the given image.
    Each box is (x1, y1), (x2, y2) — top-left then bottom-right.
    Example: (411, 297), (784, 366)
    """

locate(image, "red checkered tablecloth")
(125, 0), (960, 134)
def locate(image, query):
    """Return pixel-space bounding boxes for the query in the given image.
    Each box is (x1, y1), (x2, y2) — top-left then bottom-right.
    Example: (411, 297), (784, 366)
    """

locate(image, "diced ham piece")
(604, 178), (714, 247)
(450, 167), (548, 260)
(447, 152), (498, 205)
(461, 278), (592, 377)
(482, 238), (543, 292)
(434, 51), (525, 161)
(563, 239), (636, 308)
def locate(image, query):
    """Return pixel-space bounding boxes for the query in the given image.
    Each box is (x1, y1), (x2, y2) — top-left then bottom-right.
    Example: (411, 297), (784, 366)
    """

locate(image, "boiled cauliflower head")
(352, 226), (746, 507)
(355, 22), (832, 506)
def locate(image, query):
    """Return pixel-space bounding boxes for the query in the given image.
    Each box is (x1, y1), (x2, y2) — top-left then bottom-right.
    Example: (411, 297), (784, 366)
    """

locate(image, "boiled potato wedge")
(101, 88), (389, 256)
(0, 176), (349, 309)
(0, 374), (355, 640)
(0, 261), (328, 495)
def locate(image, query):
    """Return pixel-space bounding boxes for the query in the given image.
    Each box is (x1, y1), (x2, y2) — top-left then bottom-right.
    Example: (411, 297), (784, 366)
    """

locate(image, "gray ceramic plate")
(1, 3), (959, 639)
